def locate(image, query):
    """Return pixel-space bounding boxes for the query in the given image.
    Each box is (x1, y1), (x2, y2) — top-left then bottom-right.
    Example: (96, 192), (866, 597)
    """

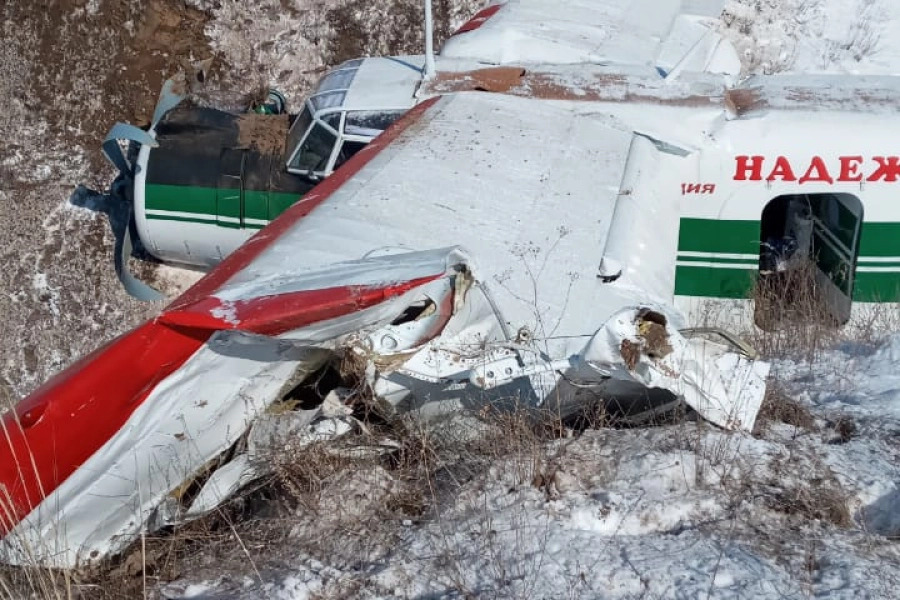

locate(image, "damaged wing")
(0, 92), (767, 569)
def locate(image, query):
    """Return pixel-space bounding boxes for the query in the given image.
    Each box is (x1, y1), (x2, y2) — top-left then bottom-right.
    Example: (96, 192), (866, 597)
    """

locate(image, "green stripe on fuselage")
(144, 183), (305, 224)
(146, 184), (217, 216)
(677, 218), (761, 255)
(674, 266), (756, 299)
(676, 218), (900, 302)
(858, 222), (900, 258)
(140, 198), (900, 303)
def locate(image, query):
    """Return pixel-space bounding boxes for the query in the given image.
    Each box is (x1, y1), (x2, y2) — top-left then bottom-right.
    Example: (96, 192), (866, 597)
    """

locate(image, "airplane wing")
(441, 0), (740, 78)
(0, 91), (767, 567)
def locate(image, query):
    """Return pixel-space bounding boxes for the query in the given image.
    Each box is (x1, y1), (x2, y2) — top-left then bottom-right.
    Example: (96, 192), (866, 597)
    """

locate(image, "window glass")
(284, 105), (313, 164)
(337, 58), (364, 70)
(321, 112), (341, 131)
(333, 140), (368, 171)
(756, 193), (862, 329)
(316, 66), (357, 94)
(310, 91), (346, 112)
(809, 194), (857, 250)
(809, 194), (862, 296)
(345, 110), (407, 137)
(289, 123), (337, 173)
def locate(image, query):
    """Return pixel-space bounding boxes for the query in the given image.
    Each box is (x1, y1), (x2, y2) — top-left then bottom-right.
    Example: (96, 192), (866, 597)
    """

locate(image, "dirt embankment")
(0, 0), (213, 397)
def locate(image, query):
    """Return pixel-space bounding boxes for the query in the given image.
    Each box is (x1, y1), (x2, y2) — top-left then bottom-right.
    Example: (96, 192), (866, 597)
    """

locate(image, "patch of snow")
(181, 582), (215, 598)
(194, 0), (342, 109)
(31, 272), (59, 321)
(771, 333), (900, 533)
(151, 264), (205, 297)
(720, 0), (900, 75)
(365, 429), (797, 598)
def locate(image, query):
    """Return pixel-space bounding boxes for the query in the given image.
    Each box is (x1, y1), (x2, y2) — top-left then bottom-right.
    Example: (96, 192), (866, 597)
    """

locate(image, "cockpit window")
(321, 112), (341, 130)
(316, 69), (356, 94)
(344, 110), (407, 137)
(310, 91), (346, 112)
(315, 58), (362, 95)
(333, 140), (368, 171)
(284, 105), (313, 165)
(289, 123), (337, 174)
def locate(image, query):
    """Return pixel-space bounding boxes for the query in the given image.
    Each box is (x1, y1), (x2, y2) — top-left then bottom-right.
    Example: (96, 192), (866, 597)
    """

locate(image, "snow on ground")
(184, 0), (484, 111)
(0, 0), (485, 396)
(0, 0), (211, 398)
(720, 0), (900, 75)
(154, 333), (900, 599)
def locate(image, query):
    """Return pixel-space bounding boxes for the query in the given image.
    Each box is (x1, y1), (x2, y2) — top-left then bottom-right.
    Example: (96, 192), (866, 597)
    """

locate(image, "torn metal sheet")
(0, 248), (766, 569)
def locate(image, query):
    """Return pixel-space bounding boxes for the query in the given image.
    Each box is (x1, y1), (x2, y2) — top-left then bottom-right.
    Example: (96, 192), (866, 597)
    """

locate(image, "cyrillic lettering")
(734, 155), (764, 180)
(838, 156), (864, 182)
(766, 156), (797, 182)
(798, 156), (834, 184)
(867, 156), (900, 182)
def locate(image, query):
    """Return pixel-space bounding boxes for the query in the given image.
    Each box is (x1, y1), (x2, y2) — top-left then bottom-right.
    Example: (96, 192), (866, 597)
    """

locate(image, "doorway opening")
(755, 193), (863, 330)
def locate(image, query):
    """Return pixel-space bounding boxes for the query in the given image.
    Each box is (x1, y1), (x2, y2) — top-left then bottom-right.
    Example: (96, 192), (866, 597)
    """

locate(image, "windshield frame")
(285, 102), (342, 179)
(283, 104), (314, 166)
(285, 99), (414, 180)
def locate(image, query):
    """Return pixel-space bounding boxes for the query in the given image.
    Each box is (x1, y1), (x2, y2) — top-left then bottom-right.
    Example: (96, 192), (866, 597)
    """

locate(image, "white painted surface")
(220, 93), (633, 358)
(212, 93), (768, 427)
(440, 0), (737, 77)
(341, 56), (425, 112)
(1, 333), (317, 567)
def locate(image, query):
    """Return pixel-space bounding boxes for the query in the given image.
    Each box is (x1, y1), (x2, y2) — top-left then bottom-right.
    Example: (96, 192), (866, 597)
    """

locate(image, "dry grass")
(752, 380), (816, 437)
(5, 262), (896, 597)
(749, 259), (843, 362)
(742, 257), (900, 367)
(760, 453), (854, 529)
(0, 403), (570, 599)
(0, 360), (873, 598)
(325, 0), (477, 65)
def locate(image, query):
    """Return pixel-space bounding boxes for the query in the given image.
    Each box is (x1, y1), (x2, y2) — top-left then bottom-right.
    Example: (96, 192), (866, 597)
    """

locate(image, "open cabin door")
(756, 193), (862, 328)
(217, 148), (246, 229)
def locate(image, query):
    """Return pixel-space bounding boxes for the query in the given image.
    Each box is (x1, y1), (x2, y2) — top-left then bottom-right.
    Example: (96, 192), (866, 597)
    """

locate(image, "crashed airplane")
(0, 86), (771, 567)
(4, 0), (900, 570)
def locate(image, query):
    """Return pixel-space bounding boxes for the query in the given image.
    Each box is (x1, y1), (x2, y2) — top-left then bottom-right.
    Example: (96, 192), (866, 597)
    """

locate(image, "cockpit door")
(217, 147), (246, 228)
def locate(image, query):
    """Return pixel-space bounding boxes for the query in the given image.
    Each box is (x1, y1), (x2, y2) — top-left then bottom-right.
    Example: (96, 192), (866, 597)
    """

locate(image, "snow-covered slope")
(153, 334), (900, 599)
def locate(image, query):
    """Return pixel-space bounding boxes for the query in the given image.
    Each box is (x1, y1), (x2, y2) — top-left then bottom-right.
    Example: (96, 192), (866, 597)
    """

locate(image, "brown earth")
(0, 0), (213, 398)
(14, 0), (213, 167)
(236, 112), (290, 155)
(0, 0), (490, 595)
